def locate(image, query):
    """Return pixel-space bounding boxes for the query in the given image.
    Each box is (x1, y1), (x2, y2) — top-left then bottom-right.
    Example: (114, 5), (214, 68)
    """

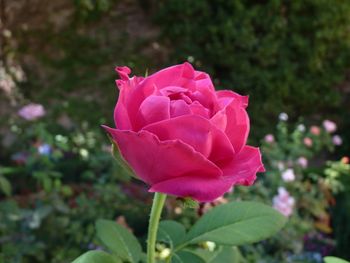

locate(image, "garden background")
(1, 0), (350, 262)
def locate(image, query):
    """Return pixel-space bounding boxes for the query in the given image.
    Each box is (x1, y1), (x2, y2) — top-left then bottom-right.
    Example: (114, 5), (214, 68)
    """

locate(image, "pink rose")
(103, 63), (264, 202)
(264, 134), (275, 143)
(273, 187), (295, 217)
(297, 157), (308, 168)
(332, 135), (342, 146)
(310, 126), (320, 136)
(323, 120), (337, 133)
(18, 103), (46, 121)
(303, 137), (313, 147)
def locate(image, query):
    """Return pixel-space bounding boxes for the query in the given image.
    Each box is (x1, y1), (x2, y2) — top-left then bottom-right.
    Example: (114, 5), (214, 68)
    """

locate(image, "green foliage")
(72, 250), (121, 263)
(156, 0), (350, 136)
(157, 220), (186, 248)
(96, 219), (142, 263)
(171, 251), (206, 263)
(324, 257), (350, 263)
(181, 201), (286, 246)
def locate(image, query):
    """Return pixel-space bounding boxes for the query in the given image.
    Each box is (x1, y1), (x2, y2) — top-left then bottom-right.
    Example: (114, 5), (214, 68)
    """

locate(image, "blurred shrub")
(155, 0), (350, 136)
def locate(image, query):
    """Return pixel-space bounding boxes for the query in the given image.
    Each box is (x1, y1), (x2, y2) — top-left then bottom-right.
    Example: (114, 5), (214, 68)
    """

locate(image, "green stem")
(147, 192), (167, 263)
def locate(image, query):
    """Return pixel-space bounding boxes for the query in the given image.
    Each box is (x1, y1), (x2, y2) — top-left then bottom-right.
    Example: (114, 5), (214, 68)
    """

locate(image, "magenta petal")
(103, 126), (222, 185)
(221, 146), (265, 186)
(135, 95), (170, 129)
(149, 175), (233, 202)
(216, 90), (249, 109)
(211, 97), (250, 153)
(225, 101), (250, 153)
(115, 66), (131, 81)
(170, 100), (191, 117)
(143, 62), (195, 89)
(143, 115), (234, 162)
(189, 101), (210, 118)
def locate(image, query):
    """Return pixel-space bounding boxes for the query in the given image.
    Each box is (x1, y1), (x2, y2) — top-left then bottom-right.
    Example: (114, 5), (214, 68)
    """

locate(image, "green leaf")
(96, 219), (142, 263)
(172, 251), (206, 263)
(0, 175), (12, 196)
(180, 201), (287, 247)
(324, 257), (350, 263)
(209, 246), (243, 263)
(72, 250), (121, 263)
(157, 220), (186, 248)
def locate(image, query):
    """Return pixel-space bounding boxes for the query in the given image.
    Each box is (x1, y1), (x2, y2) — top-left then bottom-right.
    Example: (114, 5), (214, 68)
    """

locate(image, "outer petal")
(113, 67), (149, 131)
(143, 115), (234, 163)
(103, 126), (222, 185)
(211, 97), (250, 153)
(143, 62), (196, 90)
(149, 175), (234, 202)
(216, 90), (249, 109)
(135, 95), (170, 129)
(221, 146), (265, 186)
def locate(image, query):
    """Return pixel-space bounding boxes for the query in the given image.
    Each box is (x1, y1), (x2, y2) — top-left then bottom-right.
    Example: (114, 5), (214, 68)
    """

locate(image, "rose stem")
(147, 192), (167, 263)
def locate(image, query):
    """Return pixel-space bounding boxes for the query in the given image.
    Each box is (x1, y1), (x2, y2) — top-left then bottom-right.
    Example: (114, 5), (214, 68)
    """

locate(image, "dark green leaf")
(72, 250), (121, 263)
(157, 220), (186, 248)
(181, 201), (287, 246)
(0, 175), (11, 196)
(209, 246), (243, 263)
(172, 251), (206, 263)
(96, 219), (142, 263)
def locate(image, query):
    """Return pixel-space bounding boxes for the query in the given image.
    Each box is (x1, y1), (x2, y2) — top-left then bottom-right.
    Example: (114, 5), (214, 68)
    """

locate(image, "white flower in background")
(297, 157), (308, 168)
(279, 112), (289, 121)
(273, 187), (295, 217)
(332, 135), (342, 146)
(264, 134), (275, 143)
(18, 103), (45, 121)
(323, 120), (337, 133)
(297, 124), (306, 132)
(281, 168), (295, 182)
(277, 162), (285, 171)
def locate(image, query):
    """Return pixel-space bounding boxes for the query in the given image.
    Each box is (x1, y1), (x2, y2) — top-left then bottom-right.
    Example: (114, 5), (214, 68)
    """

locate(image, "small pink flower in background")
(273, 187), (295, 217)
(332, 135), (342, 146)
(297, 157), (308, 168)
(18, 103), (45, 121)
(323, 120), (337, 133)
(281, 168), (295, 182)
(304, 137), (313, 147)
(310, 126), (321, 136)
(264, 134), (275, 143)
(341, 157), (349, 164)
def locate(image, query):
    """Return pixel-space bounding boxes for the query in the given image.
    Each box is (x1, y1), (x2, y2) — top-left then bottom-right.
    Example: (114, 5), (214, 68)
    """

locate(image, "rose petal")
(211, 97), (250, 153)
(170, 100), (191, 117)
(217, 90), (249, 109)
(221, 146), (265, 186)
(143, 115), (234, 163)
(149, 175), (233, 202)
(103, 126), (222, 185)
(135, 95), (170, 129)
(189, 101), (210, 118)
(144, 62), (196, 90)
